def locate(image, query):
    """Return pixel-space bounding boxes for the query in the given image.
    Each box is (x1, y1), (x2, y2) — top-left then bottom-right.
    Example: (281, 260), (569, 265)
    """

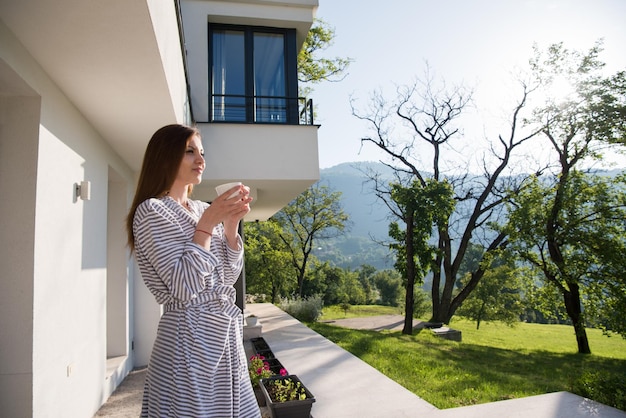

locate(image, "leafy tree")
(273, 182), (349, 296)
(508, 172), (626, 352)
(507, 42), (626, 354)
(353, 67), (543, 325)
(300, 259), (329, 299)
(457, 261), (524, 330)
(373, 269), (403, 307)
(387, 179), (455, 334)
(411, 287), (431, 319)
(355, 264), (378, 304)
(303, 261), (365, 306)
(297, 18), (352, 123)
(244, 220), (294, 302)
(341, 270), (367, 305)
(519, 267), (569, 324)
(297, 19), (352, 86)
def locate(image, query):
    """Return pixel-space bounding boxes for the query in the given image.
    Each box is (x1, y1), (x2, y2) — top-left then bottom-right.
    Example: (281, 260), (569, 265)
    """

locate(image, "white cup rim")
(215, 182), (242, 197)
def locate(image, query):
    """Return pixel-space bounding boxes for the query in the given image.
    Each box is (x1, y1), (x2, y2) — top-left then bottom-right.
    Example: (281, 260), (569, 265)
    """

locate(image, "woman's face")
(175, 134), (205, 187)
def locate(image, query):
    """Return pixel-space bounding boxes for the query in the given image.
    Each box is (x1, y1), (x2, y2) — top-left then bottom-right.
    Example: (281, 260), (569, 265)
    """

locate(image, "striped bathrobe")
(133, 196), (260, 418)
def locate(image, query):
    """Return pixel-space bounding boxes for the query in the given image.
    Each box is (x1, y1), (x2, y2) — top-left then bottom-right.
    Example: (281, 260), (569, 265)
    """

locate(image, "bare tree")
(353, 69), (543, 324)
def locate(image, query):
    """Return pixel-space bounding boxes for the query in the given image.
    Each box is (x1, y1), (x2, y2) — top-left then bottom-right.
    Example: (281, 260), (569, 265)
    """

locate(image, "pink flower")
(279, 368), (288, 376)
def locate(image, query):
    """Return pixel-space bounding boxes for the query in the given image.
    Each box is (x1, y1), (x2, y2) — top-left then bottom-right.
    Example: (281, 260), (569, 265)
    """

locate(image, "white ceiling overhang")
(0, 0), (188, 171)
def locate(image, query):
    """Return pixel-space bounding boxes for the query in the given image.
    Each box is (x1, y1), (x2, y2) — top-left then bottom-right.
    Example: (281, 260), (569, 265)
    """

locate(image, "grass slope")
(309, 305), (626, 409)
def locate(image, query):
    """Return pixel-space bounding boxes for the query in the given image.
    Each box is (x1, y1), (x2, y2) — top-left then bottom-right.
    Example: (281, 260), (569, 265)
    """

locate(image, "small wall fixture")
(75, 181), (91, 201)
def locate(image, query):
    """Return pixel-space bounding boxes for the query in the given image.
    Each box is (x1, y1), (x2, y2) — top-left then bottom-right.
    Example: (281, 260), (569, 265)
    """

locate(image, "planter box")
(266, 358), (287, 375)
(253, 387), (266, 406)
(255, 349), (276, 359)
(260, 375), (315, 418)
(251, 337), (271, 353)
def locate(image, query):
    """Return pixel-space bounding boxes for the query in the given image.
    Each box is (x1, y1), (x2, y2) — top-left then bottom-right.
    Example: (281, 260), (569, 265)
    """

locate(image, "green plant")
(248, 354), (275, 388)
(265, 377), (308, 402)
(571, 370), (626, 411)
(279, 295), (323, 322)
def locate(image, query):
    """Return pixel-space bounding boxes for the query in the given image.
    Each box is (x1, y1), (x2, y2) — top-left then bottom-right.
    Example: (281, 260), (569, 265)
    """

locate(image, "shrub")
(571, 370), (626, 411)
(279, 295), (323, 322)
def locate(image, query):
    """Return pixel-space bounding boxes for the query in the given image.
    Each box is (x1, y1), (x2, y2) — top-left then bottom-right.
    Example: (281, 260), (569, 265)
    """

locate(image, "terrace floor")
(95, 303), (626, 418)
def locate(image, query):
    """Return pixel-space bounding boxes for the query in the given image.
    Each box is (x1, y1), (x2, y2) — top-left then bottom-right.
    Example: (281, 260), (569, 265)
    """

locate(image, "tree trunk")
(563, 284), (591, 354)
(296, 250), (309, 297)
(430, 250), (443, 322)
(403, 213), (416, 335)
(476, 303), (485, 330)
(431, 227), (460, 325)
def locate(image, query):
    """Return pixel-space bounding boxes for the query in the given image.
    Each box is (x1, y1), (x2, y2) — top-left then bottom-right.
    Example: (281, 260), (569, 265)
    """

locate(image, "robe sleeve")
(133, 198), (219, 304)
(222, 235), (244, 286)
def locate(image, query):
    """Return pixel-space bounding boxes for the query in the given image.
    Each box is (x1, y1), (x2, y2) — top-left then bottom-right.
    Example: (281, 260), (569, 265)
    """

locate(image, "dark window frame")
(208, 23), (299, 124)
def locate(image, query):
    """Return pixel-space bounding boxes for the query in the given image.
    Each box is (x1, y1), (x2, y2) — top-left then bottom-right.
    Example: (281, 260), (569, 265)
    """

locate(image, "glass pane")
(212, 29), (246, 122)
(254, 33), (286, 123)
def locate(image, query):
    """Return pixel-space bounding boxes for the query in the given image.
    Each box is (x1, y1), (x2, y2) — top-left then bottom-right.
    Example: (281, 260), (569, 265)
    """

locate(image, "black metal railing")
(210, 94), (314, 125)
(299, 97), (313, 126)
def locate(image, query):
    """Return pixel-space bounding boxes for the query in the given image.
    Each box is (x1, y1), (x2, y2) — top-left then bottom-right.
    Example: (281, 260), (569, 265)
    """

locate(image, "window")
(211, 29), (246, 121)
(209, 24), (298, 124)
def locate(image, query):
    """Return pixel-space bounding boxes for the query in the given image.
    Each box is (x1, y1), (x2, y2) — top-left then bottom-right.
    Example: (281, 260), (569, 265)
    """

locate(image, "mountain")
(314, 162), (397, 270)
(320, 162), (394, 239)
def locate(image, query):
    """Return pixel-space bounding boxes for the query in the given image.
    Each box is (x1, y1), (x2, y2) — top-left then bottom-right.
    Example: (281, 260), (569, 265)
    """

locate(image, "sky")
(312, 0), (626, 170)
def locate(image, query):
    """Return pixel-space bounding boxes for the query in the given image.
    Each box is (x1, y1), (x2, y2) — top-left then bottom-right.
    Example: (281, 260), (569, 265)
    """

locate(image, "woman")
(126, 124), (260, 417)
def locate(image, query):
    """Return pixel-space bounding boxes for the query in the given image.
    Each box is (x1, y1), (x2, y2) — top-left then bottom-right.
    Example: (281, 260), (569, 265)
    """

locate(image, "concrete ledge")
(243, 323), (262, 340)
(431, 327), (462, 342)
(246, 303), (438, 418)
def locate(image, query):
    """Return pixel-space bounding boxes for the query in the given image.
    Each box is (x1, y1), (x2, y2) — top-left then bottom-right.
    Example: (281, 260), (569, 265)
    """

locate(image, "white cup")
(215, 182), (242, 199)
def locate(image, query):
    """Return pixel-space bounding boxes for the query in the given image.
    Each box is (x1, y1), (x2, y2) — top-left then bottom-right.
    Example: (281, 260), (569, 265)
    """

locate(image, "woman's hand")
(195, 184), (253, 250)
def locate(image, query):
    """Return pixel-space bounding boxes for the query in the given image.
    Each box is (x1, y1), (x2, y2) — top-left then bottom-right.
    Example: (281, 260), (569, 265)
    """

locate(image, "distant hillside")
(313, 162), (625, 271)
(314, 162), (396, 270)
(320, 162), (394, 239)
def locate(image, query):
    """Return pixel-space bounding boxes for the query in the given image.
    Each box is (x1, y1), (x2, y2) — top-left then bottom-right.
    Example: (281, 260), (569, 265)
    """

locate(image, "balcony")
(190, 93), (318, 221)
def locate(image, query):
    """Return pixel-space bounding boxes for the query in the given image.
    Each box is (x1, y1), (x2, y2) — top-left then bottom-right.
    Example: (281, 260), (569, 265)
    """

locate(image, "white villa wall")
(0, 88), (40, 417)
(0, 20), (137, 417)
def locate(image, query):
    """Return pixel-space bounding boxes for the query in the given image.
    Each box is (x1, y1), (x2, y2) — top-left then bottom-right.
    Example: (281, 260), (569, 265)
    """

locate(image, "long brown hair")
(126, 124), (200, 252)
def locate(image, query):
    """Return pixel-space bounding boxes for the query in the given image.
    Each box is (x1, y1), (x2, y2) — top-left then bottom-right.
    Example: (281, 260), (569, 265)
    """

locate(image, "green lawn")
(319, 304), (402, 320)
(308, 305), (626, 410)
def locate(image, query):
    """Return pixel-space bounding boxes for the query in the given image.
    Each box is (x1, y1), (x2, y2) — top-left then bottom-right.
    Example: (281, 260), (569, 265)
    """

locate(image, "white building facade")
(0, 1), (319, 416)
